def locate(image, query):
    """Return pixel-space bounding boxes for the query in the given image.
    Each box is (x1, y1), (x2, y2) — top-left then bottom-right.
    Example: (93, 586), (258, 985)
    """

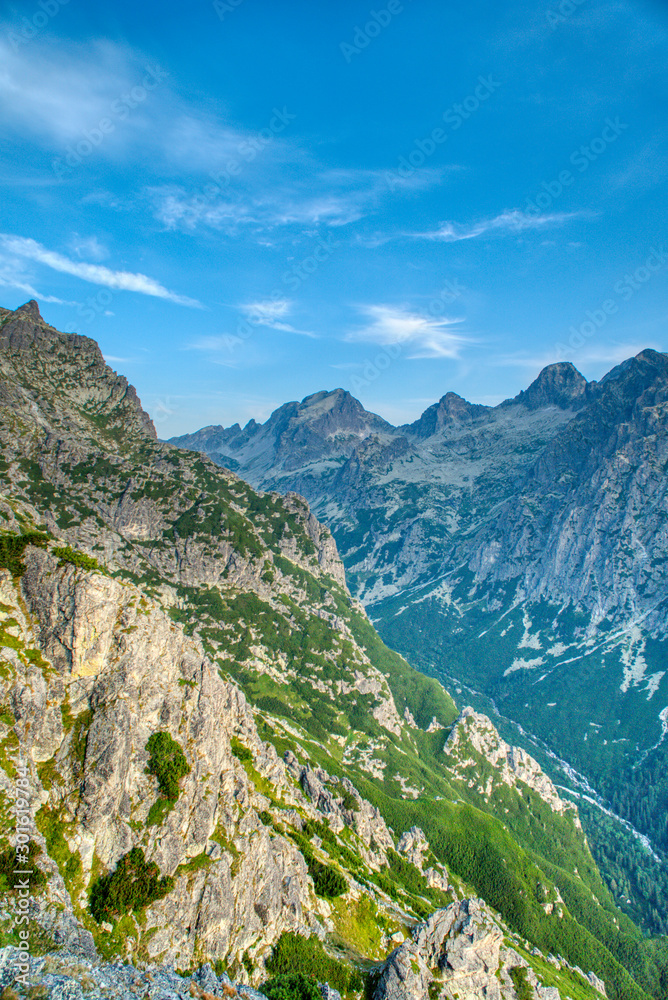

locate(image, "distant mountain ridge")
(171, 348), (668, 938)
(7, 300), (668, 997)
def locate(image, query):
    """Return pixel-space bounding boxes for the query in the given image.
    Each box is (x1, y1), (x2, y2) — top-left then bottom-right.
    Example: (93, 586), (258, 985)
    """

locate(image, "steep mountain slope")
(1, 301), (667, 1000)
(170, 351), (668, 936)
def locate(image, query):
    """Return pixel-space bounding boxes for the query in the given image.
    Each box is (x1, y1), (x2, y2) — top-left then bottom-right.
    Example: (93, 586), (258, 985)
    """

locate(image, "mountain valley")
(171, 350), (668, 939)
(0, 301), (666, 1000)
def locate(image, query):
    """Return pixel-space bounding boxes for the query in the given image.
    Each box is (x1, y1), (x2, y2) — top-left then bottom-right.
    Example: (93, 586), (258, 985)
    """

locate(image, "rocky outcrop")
(397, 827), (450, 893)
(2, 550), (324, 974)
(284, 752), (394, 867)
(375, 899), (604, 1000)
(444, 709), (580, 823)
(0, 300), (156, 443)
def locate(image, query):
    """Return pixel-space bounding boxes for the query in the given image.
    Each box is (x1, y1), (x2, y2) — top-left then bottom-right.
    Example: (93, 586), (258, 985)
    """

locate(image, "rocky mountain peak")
(599, 347), (668, 388)
(0, 299), (157, 443)
(407, 391), (492, 438)
(294, 387), (390, 434)
(507, 361), (588, 411)
(14, 298), (42, 320)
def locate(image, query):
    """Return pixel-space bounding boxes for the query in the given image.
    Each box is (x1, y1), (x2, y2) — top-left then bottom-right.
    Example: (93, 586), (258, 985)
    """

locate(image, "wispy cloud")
(148, 165), (452, 239)
(69, 234), (109, 262)
(0, 234), (203, 307)
(0, 36), (256, 176)
(0, 253), (74, 305)
(412, 209), (581, 242)
(239, 299), (316, 337)
(188, 334), (244, 352)
(345, 305), (470, 359)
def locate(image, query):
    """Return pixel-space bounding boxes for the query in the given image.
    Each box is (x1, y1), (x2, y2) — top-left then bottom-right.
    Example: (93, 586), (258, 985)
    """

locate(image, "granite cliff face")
(0, 302), (663, 1000)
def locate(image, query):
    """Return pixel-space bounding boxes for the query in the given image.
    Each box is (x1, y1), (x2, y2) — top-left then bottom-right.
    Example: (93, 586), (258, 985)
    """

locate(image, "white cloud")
(0, 36), (254, 176)
(239, 299), (316, 337)
(0, 37), (132, 144)
(346, 305), (470, 359)
(0, 234), (202, 307)
(147, 185), (370, 235)
(147, 164), (454, 240)
(413, 209), (581, 242)
(0, 253), (73, 305)
(69, 235), (109, 261)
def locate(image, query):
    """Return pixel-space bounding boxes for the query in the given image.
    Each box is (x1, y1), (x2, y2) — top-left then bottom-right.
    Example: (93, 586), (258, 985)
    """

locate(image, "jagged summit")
(0, 298), (156, 442)
(600, 347), (668, 387)
(503, 361), (588, 411)
(13, 298), (43, 320)
(406, 391), (492, 438)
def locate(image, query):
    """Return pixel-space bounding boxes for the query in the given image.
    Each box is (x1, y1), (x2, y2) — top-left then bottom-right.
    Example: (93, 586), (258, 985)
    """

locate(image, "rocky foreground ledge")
(0, 898), (607, 1000)
(0, 947), (344, 1000)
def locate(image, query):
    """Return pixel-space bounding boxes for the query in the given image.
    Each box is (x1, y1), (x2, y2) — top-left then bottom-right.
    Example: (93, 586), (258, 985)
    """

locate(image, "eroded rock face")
(3, 550), (323, 974)
(376, 899), (511, 1000)
(396, 826), (428, 870)
(444, 708), (580, 824)
(3, 541), (432, 976)
(375, 899), (605, 1000)
(284, 752), (394, 867)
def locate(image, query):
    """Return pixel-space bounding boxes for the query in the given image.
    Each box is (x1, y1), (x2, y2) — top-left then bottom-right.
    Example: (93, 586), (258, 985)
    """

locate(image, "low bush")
(260, 972), (322, 1000)
(265, 933), (362, 996)
(0, 532), (49, 577)
(52, 545), (100, 572)
(308, 858), (347, 899)
(0, 841), (47, 893)
(90, 847), (173, 921)
(145, 732), (190, 801)
(509, 966), (533, 1000)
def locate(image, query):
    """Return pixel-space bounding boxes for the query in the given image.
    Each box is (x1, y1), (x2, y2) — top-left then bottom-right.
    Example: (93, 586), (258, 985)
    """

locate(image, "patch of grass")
(230, 737), (253, 764)
(35, 806), (82, 896)
(146, 797), (174, 827)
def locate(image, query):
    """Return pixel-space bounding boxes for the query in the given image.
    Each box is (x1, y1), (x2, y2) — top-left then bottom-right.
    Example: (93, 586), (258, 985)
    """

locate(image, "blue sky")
(1, 0), (667, 434)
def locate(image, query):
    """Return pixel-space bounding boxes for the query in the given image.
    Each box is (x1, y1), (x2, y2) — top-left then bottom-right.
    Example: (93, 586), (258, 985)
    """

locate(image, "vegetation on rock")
(90, 847), (174, 922)
(145, 731), (190, 802)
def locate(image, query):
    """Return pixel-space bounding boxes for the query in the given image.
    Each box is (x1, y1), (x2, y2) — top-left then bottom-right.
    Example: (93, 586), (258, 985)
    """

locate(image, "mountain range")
(1, 301), (667, 1000)
(170, 349), (668, 938)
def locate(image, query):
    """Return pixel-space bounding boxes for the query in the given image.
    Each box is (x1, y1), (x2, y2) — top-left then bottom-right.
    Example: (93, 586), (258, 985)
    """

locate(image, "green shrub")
(230, 737), (253, 764)
(509, 966), (533, 1000)
(260, 972), (322, 1000)
(52, 545), (100, 572)
(0, 532), (49, 577)
(265, 933), (362, 996)
(308, 858), (347, 899)
(339, 790), (359, 812)
(145, 732), (190, 801)
(90, 847), (174, 921)
(0, 841), (47, 893)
